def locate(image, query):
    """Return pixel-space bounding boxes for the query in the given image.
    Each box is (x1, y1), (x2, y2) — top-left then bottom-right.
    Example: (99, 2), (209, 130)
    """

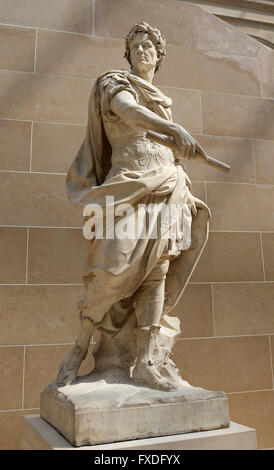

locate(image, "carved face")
(129, 32), (158, 74)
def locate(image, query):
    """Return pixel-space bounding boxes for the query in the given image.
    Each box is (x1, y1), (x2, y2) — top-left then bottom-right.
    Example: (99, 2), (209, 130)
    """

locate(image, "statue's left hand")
(187, 192), (212, 218)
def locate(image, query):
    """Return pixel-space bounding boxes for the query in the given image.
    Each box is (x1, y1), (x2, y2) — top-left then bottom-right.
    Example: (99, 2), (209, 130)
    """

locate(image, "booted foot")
(132, 361), (177, 391)
(160, 357), (185, 387)
(57, 312), (95, 386)
(57, 346), (84, 386)
(57, 364), (78, 386)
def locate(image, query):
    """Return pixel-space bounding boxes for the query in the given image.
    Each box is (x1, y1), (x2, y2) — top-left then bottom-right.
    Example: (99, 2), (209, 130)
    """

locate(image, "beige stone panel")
(0, 0), (93, 34)
(29, 174), (82, 227)
(0, 410), (35, 450)
(0, 173), (31, 226)
(170, 284), (214, 338)
(0, 173), (81, 227)
(94, 0), (197, 48)
(24, 345), (71, 409)
(261, 233), (274, 281)
(0, 228), (27, 284)
(213, 283), (274, 336)
(32, 122), (85, 173)
(195, 5), (260, 57)
(0, 347), (23, 410)
(190, 181), (206, 202)
(24, 344), (95, 409)
(0, 119), (31, 171)
(202, 92), (274, 140)
(0, 411), (22, 450)
(253, 140), (274, 185)
(228, 391), (274, 449)
(206, 182), (274, 231)
(37, 31), (126, 78)
(258, 46), (274, 99)
(191, 232), (264, 282)
(28, 228), (87, 284)
(154, 46), (199, 89)
(0, 25), (35, 73)
(0, 71), (91, 123)
(157, 48), (260, 96)
(184, 135), (255, 184)
(0, 285), (85, 345)
(173, 336), (273, 393)
(159, 87), (202, 135)
(196, 50), (260, 96)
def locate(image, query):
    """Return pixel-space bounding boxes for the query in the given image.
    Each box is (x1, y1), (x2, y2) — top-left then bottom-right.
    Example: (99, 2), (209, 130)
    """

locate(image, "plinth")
(21, 416), (257, 450)
(40, 367), (230, 447)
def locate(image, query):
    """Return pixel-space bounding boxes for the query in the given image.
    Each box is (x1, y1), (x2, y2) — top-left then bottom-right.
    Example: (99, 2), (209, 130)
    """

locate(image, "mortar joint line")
(0, 117), (86, 126)
(227, 388), (274, 395)
(268, 335), (274, 389)
(211, 283), (216, 337)
(34, 28), (38, 73)
(251, 140), (257, 185)
(29, 121), (34, 172)
(204, 181), (208, 205)
(22, 345), (26, 409)
(25, 228), (29, 284)
(0, 225), (82, 230)
(0, 408), (40, 413)
(199, 89), (204, 135)
(259, 232), (266, 281)
(179, 333), (272, 340)
(0, 283), (85, 287)
(0, 342), (76, 348)
(256, 55), (263, 99)
(92, 0), (95, 36)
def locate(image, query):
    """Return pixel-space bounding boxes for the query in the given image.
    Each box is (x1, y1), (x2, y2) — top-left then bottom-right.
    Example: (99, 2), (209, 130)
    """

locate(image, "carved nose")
(137, 46), (143, 55)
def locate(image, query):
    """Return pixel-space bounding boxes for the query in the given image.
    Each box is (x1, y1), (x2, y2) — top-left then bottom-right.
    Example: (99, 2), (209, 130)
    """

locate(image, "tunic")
(66, 70), (206, 338)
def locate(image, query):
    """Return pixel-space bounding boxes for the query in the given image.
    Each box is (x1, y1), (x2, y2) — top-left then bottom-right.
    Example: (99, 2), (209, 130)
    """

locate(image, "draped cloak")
(66, 70), (209, 340)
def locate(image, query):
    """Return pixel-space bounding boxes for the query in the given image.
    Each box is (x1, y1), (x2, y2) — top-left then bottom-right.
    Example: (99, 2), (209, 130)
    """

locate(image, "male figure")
(57, 22), (210, 391)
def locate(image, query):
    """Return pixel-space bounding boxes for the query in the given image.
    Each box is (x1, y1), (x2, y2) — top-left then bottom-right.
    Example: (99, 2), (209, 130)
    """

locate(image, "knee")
(135, 260), (170, 301)
(148, 259), (170, 282)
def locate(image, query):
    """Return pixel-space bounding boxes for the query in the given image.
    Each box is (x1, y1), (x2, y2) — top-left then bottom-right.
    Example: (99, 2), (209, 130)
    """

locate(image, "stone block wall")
(0, 0), (273, 449)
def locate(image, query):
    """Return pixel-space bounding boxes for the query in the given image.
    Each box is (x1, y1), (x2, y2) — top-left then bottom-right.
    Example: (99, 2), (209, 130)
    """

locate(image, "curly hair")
(124, 21), (166, 73)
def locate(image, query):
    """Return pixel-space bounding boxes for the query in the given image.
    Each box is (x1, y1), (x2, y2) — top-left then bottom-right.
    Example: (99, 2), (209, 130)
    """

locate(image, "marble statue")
(39, 21), (231, 447)
(56, 22), (218, 392)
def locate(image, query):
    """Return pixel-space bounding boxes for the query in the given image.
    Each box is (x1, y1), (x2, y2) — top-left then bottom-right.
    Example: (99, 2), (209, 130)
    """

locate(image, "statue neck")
(130, 67), (155, 84)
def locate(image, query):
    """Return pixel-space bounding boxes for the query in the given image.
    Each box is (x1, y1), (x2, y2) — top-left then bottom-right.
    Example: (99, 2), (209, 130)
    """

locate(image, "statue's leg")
(57, 312), (95, 386)
(57, 281), (125, 386)
(132, 257), (177, 391)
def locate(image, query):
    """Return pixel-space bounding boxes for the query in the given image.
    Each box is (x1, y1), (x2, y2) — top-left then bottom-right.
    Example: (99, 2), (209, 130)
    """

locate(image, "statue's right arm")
(110, 90), (196, 159)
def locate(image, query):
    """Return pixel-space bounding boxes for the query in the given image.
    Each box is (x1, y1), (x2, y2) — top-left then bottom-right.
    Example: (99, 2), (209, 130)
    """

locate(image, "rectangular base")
(40, 368), (230, 446)
(21, 415), (257, 450)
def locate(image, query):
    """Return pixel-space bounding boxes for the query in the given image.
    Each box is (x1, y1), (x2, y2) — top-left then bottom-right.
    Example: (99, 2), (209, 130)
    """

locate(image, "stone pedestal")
(40, 367), (230, 447)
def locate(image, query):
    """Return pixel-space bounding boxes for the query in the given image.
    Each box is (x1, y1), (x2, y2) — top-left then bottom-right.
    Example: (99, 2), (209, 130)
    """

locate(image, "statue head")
(124, 21), (166, 73)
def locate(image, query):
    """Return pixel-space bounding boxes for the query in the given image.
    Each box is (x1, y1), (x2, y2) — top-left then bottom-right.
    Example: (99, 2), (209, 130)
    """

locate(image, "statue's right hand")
(171, 124), (196, 160)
